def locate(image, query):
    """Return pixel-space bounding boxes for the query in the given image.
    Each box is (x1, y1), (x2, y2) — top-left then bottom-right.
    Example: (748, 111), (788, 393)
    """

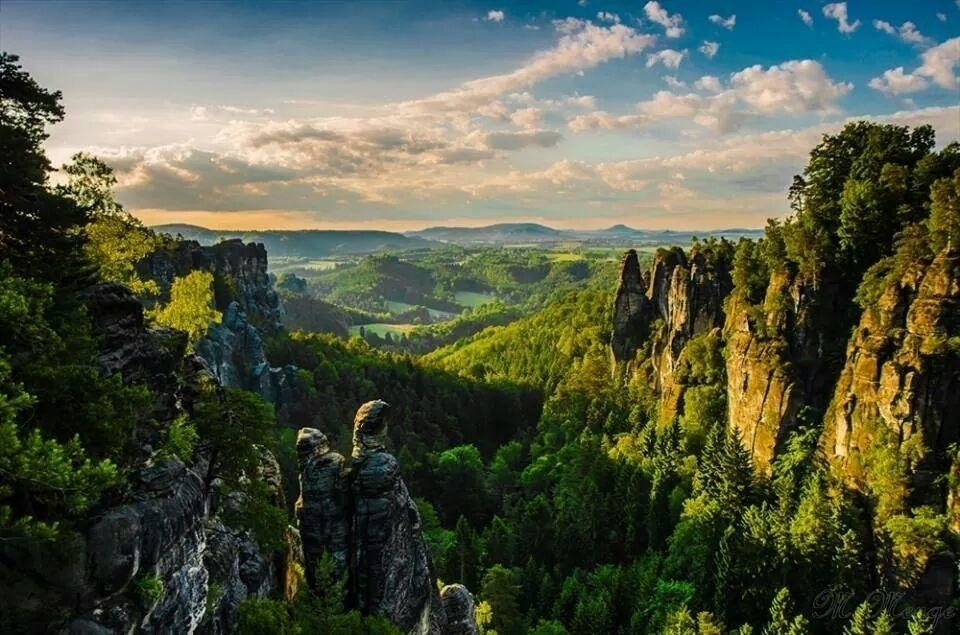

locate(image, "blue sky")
(2, 0), (958, 230)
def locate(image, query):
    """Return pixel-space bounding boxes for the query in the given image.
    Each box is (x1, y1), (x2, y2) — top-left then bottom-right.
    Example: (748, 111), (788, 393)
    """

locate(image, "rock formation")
(611, 245), (733, 419)
(439, 585), (479, 635)
(822, 246), (960, 494)
(138, 238), (282, 330)
(295, 428), (349, 583)
(351, 401), (444, 634)
(0, 282), (285, 634)
(611, 249), (652, 370)
(295, 401), (476, 634)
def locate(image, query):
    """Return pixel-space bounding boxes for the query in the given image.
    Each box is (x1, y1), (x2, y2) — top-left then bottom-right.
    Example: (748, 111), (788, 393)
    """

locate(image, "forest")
(2, 50), (959, 635)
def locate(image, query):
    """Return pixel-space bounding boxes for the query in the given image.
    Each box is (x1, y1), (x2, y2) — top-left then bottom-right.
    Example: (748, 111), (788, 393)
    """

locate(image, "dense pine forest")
(2, 51), (959, 635)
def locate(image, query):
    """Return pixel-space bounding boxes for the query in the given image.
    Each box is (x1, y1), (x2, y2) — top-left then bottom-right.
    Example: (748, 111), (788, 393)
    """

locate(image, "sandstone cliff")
(822, 246), (960, 495)
(295, 401), (478, 634)
(611, 245), (733, 420)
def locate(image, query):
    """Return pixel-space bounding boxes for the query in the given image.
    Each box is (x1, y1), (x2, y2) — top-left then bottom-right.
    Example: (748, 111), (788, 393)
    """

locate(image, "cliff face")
(611, 246), (732, 419)
(296, 402), (478, 634)
(8, 284), (284, 635)
(143, 239), (298, 422)
(139, 238), (282, 330)
(822, 247), (960, 493)
(723, 271), (803, 468)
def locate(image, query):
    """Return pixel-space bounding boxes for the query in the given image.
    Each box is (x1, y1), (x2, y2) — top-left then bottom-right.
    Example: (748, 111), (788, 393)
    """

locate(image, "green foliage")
(883, 506), (947, 587)
(480, 564), (521, 635)
(135, 574), (165, 604)
(149, 270), (222, 343)
(191, 380), (275, 483)
(237, 551), (400, 634)
(157, 415), (198, 462)
(0, 53), (87, 280)
(928, 169), (960, 251)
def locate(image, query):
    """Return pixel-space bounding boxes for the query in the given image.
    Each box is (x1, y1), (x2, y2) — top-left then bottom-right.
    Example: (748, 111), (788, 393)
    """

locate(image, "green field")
(453, 291), (497, 308)
(384, 300), (455, 319)
(348, 323), (417, 337)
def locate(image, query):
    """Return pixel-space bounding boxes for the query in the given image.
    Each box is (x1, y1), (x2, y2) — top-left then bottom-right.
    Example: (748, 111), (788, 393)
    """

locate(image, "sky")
(2, 0), (959, 231)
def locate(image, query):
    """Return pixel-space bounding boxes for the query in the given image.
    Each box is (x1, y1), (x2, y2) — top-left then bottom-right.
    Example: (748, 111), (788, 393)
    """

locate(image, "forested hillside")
(415, 122), (960, 634)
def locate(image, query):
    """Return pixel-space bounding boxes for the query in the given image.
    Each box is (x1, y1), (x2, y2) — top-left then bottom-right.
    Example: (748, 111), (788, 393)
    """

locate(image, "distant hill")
(407, 222), (764, 246)
(151, 224), (435, 258)
(152, 222), (765, 255)
(408, 223), (563, 244)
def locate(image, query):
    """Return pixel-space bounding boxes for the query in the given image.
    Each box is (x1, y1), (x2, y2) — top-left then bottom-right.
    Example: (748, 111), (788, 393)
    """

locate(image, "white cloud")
(596, 11), (620, 24)
(699, 41), (720, 59)
(867, 36), (960, 95)
(822, 3), (860, 34)
(485, 10), (505, 22)
(937, 13), (947, 22)
(568, 111), (649, 132)
(663, 75), (687, 89)
(644, 1), (685, 38)
(571, 59), (852, 135)
(694, 75), (723, 93)
(916, 36), (960, 88)
(646, 48), (686, 69)
(873, 20), (933, 47)
(730, 59), (852, 114)
(510, 107), (545, 129)
(798, 9), (813, 26)
(872, 19), (895, 35)
(868, 67), (929, 94)
(709, 14), (736, 29)
(398, 21), (655, 114)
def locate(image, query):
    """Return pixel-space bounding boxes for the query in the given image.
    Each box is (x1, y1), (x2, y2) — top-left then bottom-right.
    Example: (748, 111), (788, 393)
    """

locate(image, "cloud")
(873, 20), (933, 47)
(570, 59), (852, 135)
(869, 36), (960, 94)
(694, 75), (723, 93)
(822, 3), (860, 34)
(646, 48), (686, 69)
(644, 1), (685, 38)
(485, 10), (505, 22)
(567, 111), (649, 132)
(510, 107), (546, 129)
(699, 41), (720, 59)
(189, 104), (276, 121)
(937, 13), (947, 22)
(709, 14), (736, 29)
(730, 59), (852, 114)
(798, 9), (813, 26)
(663, 75), (687, 89)
(916, 36), (960, 88)
(868, 67), (929, 94)
(399, 20), (655, 114)
(483, 129), (563, 150)
(596, 11), (620, 24)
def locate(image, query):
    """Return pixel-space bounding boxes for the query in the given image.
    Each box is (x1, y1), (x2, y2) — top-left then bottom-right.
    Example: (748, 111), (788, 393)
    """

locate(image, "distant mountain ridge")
(151, 224), (434, 258)
(407, 222), (764, 245)
(151, 222), (765, 255)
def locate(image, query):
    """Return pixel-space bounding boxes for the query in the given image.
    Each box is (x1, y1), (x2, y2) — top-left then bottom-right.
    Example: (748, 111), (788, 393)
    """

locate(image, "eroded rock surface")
(295, 400), (473, 634)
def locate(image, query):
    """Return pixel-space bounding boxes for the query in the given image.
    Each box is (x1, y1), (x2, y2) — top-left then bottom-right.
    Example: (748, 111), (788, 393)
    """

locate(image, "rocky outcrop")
(822, 247), (960, 494)
(611, 249), (652, 369)
(611, 245), (733, 419)
(295, 428), (349, 583)
(138, 239), (281, 331)
(295, 401), (475, 634)
(351, 401), (443, 634)
(723, 271), (803, 469)
(0, 283), (286, 634)
(439, 585), (478, 635)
